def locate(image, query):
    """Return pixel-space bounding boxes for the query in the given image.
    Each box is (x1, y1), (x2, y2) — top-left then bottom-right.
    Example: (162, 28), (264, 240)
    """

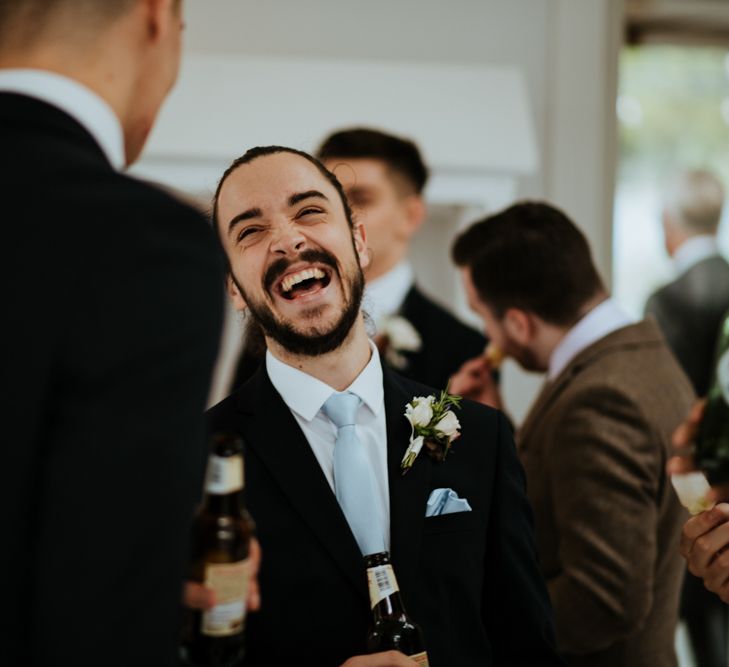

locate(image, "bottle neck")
(372, 589), (407, 621)
(365, 551), (409, 619)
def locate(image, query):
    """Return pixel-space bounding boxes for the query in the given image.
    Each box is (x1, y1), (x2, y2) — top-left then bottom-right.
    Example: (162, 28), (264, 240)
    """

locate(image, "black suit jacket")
(0, 93), (224, 666)
(645, 255), (729, 395)
(232, 285), (487, 391)
(207, 364), (560, 666)
(396, 286), (488, 390)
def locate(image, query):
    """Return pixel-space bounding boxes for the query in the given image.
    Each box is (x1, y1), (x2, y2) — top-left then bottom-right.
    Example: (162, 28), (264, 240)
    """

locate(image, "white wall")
(136, 0), (624, 422)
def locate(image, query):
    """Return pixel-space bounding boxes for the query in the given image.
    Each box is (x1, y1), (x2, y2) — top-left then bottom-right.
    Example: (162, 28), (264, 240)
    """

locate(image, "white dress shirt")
(548, 298), (635, 381)
(266, 341), (390, 550)
(0, 68), (125, 171)
(673, 235), (720, 277)
(363, 261), (415, 330)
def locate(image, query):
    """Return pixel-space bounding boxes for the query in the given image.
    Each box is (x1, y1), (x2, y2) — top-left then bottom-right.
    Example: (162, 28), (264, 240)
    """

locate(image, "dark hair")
(317, 128), (428, 195)
(211, 146), (356, 272)
(452, 201), (605, 326)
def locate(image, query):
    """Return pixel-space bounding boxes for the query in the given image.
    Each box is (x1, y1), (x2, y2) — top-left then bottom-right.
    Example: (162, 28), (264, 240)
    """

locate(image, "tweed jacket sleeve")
(544, 384), (662, 654)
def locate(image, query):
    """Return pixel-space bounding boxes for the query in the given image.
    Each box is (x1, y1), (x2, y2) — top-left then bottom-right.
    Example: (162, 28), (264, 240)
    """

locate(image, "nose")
(270, 223), (306, 256)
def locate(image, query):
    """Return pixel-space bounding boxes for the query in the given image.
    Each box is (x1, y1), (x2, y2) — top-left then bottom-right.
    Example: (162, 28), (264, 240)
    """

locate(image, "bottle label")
(367, 563), (399, 609)
(408, 652), (430, 666)
(201, 558), (249, 637)
(205, 454), (243, 494)
(718, 349), (729, 405)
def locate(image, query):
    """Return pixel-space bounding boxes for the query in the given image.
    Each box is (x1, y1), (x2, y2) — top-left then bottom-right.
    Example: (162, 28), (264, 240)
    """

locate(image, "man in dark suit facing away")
(645, 169), (729, 667)
(0, 2), (224, 665)
(232, 128), (487, 390)
(208, 146), (561, 666)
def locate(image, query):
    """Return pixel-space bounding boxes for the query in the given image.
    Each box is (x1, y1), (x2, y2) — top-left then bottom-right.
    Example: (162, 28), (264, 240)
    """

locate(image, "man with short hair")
(208, 147), (561, 667)
(451, 202), (694, 666)
(1, 1), (224, 664)
(645, 169), (729, 667)
(232, 128), (486, 390)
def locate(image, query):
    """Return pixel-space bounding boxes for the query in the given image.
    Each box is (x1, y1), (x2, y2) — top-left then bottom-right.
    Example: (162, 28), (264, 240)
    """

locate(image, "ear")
(142, 0), (178, 42)
(226, 275), (248, 312)
(502, 308), (535, 347)
(401, 195), (426, 239)
(398, 194), (426, 241)
(352, 220), (371, 272)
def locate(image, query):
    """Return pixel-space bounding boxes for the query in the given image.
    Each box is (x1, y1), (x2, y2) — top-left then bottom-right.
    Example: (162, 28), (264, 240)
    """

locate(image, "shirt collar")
(363, 261), (415, 328)
(266, 339), (384, 421)
(673, 235), (720, 276)
(0, 69), (125, 171)
(548, 298), (635, 380)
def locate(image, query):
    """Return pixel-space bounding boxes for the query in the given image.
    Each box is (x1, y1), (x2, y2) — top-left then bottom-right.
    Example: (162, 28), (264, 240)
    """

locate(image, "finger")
(246, 538), (262, 611)
(183, 582), (216, 610)
(667, 454), (695, 476)
(680, 505), (729, 555)
(672, 399), (707, 449)
(705, 554), (729, 595)
(686, 519), (729, 577)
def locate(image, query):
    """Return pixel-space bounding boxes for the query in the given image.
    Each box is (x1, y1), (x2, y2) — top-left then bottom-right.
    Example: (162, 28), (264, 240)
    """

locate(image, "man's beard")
(233, 248), (365, 357)
(508, 340), (543, 373)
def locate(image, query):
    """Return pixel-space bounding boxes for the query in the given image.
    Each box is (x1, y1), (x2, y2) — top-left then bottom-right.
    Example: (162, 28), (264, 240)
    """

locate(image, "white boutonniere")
(381, 316), (422, 370)
(400, 390), (462, 474)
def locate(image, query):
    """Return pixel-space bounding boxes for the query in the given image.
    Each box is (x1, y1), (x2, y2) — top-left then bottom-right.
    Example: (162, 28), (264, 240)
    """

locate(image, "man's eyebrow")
(227, 207), (262, 235)
(289, 190), (329, 206)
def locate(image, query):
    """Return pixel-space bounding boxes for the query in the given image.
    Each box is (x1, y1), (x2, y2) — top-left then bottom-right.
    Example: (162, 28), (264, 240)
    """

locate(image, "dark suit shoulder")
(402, 286), (486, 348)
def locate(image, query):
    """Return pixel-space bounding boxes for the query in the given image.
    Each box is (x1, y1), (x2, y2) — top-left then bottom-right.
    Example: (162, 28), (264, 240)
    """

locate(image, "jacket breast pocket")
(422, 509), (484, 535)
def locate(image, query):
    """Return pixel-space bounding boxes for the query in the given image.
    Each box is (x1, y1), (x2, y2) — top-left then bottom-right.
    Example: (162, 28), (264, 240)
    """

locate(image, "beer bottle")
(696, 311), (729, 485)
(182, 433), (255, 667)
(365, 551), (429, 666)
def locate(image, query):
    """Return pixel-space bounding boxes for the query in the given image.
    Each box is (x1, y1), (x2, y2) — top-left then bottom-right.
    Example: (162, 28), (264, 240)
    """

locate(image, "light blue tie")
(323, 391), (385, 556)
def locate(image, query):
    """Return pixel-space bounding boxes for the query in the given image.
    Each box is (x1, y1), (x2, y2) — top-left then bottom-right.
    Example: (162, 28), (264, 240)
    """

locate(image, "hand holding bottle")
(668, 400), (729, 603)
(183, 536), (262, 612)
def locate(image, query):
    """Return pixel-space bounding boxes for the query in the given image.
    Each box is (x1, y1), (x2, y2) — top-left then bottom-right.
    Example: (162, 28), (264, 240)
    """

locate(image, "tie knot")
(323, 391), (361, 428)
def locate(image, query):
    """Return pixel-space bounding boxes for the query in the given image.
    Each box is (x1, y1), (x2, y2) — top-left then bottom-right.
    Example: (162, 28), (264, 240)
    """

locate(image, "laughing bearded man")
(204, 146), (562, 667)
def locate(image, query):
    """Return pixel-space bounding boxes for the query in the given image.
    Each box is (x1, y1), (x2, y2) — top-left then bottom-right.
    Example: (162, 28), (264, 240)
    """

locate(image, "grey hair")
(664, 169), (725, 235)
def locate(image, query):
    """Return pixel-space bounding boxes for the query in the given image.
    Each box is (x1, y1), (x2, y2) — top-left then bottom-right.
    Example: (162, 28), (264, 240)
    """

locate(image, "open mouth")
(276, 266), (332, 301)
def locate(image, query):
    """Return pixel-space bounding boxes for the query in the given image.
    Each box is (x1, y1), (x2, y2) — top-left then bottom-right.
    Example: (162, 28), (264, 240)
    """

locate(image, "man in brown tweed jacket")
(451, 202), (695, 667)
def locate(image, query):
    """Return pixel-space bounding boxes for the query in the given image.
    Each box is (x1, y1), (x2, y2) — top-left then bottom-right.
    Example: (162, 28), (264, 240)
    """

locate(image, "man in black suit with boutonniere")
(1, 2), (224, 665)
(205, 145), (562, 666)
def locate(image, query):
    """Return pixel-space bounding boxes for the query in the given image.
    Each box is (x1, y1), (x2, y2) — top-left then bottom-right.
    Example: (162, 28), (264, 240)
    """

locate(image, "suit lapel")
(237, 368), (368, 601)
(383, 368), (432, 601)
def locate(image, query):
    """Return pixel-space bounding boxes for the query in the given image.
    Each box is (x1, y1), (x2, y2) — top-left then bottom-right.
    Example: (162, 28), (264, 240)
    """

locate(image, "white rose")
(435, 410), (460, 439)
(384, 316), (422, 352)
(405, 396), (434, 428)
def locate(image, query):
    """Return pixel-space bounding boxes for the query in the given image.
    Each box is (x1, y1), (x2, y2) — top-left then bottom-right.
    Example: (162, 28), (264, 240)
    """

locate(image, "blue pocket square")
(425, 488), (472, 517)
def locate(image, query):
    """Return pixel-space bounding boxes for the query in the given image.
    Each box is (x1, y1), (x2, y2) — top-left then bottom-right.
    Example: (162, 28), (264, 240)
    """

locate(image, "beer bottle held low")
(696, 312), (729, 485)
(365, 551), (429, 666)
(182, 433), (255, 667)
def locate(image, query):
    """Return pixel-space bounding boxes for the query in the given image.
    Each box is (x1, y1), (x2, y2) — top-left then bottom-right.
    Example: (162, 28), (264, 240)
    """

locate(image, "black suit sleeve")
(482, 413), (563, 665)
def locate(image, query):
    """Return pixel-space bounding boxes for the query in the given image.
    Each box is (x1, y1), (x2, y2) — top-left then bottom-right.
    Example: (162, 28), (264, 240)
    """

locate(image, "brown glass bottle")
(365, 552), (429, 666)
(181, 433), (254, 667)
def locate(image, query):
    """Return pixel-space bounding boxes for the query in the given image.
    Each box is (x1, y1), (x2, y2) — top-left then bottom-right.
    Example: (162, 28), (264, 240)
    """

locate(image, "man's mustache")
(263, 249), (339, 293)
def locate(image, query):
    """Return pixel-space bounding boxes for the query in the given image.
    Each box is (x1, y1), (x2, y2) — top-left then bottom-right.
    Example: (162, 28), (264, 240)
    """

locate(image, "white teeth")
(281, 267), (326, 293)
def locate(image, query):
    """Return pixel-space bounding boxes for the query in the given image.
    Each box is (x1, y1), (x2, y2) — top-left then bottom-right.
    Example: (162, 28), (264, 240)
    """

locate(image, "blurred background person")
(0, 1), (224, 665)
(645, 169), (729, 667)
(451, 201), (694, 667)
